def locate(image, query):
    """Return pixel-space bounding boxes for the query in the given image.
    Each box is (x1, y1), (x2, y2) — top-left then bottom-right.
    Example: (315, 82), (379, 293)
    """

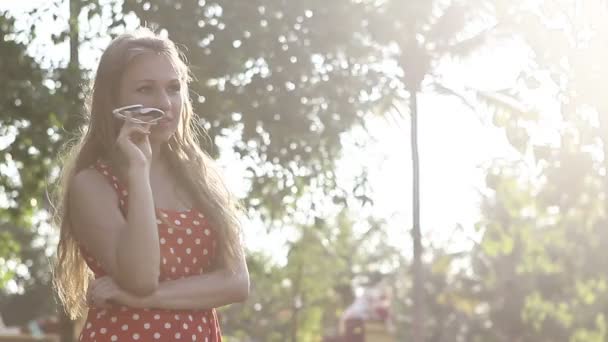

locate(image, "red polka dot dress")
(78, 160), (222, 342)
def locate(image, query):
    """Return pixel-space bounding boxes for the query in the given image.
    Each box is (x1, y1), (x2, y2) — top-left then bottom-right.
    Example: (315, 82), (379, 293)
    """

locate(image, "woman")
(51, 28), (249, 342)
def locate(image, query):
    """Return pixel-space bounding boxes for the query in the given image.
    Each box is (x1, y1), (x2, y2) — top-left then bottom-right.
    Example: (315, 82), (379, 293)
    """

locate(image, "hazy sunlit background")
(1, 0), (606, 341)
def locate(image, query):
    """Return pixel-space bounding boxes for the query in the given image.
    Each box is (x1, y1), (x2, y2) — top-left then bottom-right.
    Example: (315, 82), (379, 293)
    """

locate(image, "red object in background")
(322, 283), (394, 342)
(374, 306), (389, 321)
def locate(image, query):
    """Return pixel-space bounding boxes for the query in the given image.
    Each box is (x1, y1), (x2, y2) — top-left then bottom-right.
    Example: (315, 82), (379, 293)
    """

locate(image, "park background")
(1, 0), (607, 341)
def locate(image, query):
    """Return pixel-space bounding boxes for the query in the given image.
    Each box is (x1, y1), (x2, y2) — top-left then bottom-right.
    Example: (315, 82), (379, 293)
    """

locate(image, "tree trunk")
(69, 0), (79, 71)
(58, 1), (82, 341)
(63, 0), (82, 133)
(410, 90), (424, 342)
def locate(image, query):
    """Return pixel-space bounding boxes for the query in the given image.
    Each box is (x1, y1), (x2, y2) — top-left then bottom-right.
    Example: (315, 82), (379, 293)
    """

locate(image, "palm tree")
(365, 1), (495, 339)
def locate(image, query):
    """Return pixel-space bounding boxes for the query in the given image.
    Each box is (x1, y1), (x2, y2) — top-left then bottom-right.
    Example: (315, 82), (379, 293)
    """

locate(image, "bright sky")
(1, 1), (530, 268)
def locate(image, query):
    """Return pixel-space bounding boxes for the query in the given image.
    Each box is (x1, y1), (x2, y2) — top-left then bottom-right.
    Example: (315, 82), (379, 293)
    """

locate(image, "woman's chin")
(149, 130), (175, 143)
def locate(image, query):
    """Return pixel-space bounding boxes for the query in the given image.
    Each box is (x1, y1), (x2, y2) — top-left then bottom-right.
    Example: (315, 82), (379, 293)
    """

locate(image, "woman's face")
(118, 52), (184, 143)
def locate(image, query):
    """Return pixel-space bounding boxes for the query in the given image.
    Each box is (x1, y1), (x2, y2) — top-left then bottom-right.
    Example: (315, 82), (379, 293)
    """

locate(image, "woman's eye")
(168, 84), (181, 93)
(137, 86), (153, 93)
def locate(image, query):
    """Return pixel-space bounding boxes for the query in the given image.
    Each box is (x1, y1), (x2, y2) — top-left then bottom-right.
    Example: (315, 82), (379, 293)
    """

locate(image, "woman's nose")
(156, 89), (172, 113)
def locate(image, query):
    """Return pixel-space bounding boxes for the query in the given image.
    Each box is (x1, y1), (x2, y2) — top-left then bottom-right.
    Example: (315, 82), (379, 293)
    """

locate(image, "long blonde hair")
(51, 28), (244, 319)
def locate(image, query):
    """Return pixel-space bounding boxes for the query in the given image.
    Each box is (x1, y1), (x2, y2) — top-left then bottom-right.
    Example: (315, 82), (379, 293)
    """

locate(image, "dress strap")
(91, 160), (129, 215)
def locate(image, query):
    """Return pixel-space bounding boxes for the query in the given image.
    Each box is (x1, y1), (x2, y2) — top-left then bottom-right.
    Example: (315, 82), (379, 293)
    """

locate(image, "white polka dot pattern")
(78, 161), (222, 342)
(77, 306), (220, 341)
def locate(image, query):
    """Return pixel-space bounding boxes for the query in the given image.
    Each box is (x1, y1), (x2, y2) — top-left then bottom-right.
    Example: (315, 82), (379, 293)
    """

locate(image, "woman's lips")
(154, 119), (173, 128)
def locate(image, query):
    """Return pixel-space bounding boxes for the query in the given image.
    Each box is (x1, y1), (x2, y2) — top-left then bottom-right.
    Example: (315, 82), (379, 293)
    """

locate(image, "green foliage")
(7, 1), (608, 342)
(123, 0), (389, 222)
(220, 210), (402, 340)
(461, 2), (608, 340)
(0, 11), (61, 305)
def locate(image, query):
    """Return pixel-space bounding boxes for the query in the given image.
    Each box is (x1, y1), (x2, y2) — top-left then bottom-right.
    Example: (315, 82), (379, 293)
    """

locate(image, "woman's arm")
(142, 267), (249, 310)
(70, 167), (160, 296)
(115, 166), (161, 293)
(89, 258), (249, 310)
(72, 120), (161, 296)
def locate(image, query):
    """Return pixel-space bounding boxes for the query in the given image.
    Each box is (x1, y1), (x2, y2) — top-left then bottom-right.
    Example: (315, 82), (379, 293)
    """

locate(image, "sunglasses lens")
(133, 109), (164, 122)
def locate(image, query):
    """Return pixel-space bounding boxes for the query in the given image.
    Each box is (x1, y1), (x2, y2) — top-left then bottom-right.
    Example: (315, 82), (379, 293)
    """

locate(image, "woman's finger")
(91, 292), (112, 309)
(94, 276), (114, 291)
(119, 124), (151, 139)
(117, 127), (150, 147)
(90, 282), (114, 308)
(122, 111), (155, 128)
(118, 113), (151, 137)
(86, 279), (99, 306)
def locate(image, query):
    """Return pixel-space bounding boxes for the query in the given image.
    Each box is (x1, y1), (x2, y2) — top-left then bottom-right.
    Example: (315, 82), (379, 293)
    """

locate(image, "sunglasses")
(112, 104), (166, 124)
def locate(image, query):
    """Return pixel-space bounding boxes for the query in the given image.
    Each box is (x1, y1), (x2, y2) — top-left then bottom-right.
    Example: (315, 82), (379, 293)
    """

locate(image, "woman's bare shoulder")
(69, 167), (122, 221)
(71, 167), (115, 194)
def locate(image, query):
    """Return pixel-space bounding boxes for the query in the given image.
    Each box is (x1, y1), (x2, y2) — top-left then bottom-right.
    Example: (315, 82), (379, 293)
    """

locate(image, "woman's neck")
(150, 141), (164, 172)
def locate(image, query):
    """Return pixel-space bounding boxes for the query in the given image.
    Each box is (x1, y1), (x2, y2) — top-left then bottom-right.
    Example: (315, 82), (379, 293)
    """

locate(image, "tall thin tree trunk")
(64, 0), (82, 132)
(69, 0), (79, 71)
(410, 90), (424, 342)
(59, 2), (81, 341)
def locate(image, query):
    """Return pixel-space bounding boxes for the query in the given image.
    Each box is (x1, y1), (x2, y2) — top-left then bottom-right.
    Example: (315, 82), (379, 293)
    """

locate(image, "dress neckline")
(156, 207), (193, 214)
(95, 160), (198, 216)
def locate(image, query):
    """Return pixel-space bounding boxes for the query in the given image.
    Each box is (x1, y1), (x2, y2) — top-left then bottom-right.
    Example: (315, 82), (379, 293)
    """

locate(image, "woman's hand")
(115, 112), (154, 170)
(87, 276), (150, 309)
